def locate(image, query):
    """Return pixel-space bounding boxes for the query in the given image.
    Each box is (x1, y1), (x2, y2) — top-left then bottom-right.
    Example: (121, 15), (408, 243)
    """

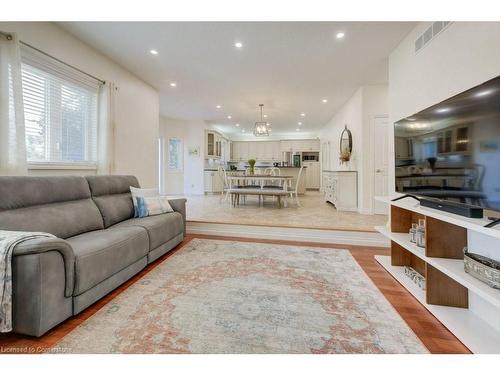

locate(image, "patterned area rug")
(54, 239), (428, 353)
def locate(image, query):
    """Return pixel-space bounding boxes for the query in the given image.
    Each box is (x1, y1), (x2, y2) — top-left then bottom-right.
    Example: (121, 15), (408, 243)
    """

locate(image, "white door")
(373, 117), (389, 214)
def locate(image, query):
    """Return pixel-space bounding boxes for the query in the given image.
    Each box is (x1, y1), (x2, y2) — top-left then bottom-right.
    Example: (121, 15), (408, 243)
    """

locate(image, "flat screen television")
(394, 75), (500, 218)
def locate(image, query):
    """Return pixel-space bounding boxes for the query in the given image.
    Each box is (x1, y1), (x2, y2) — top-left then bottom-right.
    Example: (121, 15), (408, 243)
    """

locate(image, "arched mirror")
(340, 125), (352, 154)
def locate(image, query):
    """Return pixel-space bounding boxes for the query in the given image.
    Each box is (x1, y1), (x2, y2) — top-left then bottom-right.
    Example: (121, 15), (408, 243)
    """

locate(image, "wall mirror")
(340, 125), (353, 154)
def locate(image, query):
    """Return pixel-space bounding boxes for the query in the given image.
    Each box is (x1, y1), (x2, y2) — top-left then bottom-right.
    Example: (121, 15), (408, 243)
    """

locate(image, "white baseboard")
(187, 222), (390, 247)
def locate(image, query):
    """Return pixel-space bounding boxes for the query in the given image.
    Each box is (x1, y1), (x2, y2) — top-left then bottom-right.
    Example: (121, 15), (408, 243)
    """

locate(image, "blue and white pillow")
(130, 187), (174, 218)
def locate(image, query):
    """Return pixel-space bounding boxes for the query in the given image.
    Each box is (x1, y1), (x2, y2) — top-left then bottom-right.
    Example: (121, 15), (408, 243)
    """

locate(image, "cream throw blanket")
(0, 230), (55, 332)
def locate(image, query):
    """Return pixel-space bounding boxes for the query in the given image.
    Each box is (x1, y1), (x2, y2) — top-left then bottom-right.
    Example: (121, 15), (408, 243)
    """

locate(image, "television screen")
(394, 76), (500, 215)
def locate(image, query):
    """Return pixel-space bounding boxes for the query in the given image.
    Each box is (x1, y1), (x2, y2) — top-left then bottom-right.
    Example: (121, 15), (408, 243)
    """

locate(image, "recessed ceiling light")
(300, 113), (306, 117)
(169, 82), (177, 87)
(298, 122), (302, 125)
(150, 49), (158, 55)
(242, 129), (246, 133)
(235, 123), (240, 127)
(322, 99), (328, 103)
(234, 42), (243, 48)
(227, 115), (232, 119)
(216, 105), (221, 109)
(296, 128), (300, 131)
(336, 32), (345, 39)
(436, 107), (451, 113)
(263, 114), (268, 118)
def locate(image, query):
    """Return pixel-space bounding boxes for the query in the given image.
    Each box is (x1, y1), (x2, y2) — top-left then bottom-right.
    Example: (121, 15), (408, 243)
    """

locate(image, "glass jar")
(409, 223), (418, 243)
(416, 219), (426, 248)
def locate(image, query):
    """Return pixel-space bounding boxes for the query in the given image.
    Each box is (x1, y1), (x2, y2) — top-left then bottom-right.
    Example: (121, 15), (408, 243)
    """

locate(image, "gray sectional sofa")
(0, 175), (186, 337)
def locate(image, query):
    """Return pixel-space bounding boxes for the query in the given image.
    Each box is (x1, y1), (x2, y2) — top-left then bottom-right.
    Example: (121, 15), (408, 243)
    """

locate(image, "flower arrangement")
(339, 150), (351, 165)
(248, 159), (256, 175)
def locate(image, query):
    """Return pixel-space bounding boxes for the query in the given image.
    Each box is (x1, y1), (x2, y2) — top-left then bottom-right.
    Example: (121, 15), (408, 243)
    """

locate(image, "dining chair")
(289, 166), (304, 207)
(263, 167), (282, 189)
(218, 166), (230, 203)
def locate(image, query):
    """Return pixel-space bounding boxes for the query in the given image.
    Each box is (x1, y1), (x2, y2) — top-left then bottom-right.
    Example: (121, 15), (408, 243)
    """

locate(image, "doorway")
(372, 116), (389, 215)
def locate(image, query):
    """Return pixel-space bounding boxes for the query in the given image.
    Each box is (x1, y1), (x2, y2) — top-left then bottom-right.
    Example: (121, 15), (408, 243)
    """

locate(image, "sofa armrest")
(169, 198), (187, 234)
(14, 237), (75, 297)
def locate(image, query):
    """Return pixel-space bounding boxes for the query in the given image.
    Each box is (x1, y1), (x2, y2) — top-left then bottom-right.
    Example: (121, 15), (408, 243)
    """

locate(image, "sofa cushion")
(0, 176), (104, 238)
(67, 226), (149, 295)
(112, 212), (184, 250)
(85, 176), (140, 228)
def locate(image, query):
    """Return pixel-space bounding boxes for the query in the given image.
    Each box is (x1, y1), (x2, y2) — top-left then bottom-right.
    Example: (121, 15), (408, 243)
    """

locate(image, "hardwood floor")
(0, 234), (470, 354)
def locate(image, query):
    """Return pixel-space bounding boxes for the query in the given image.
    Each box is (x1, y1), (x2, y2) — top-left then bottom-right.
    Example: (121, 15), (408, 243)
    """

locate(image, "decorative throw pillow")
(130, 187), (174, 218)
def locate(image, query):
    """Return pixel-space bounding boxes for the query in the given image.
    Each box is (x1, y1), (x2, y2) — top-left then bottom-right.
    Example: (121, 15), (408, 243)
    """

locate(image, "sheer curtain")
(0, 32), (27, 175)
(97, 81), (116, 174)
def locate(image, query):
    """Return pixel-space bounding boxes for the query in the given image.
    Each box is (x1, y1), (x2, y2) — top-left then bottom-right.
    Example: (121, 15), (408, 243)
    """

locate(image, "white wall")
(160, 116), (209, 195)
(388, 22), (500, 193)
(0, 22), (160, 187)
(319, 85), (388, 214)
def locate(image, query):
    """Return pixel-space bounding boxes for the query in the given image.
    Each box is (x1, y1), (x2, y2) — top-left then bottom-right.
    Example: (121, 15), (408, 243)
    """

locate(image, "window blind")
(21, 45), (100, 165)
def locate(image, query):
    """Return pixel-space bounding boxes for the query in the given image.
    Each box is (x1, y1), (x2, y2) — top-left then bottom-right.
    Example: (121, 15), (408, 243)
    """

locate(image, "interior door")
(373, 117), (389, 214)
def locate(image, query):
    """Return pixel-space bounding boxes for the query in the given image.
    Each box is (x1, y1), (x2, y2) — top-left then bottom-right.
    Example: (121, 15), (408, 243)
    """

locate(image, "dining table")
(226, 174), (294, 208)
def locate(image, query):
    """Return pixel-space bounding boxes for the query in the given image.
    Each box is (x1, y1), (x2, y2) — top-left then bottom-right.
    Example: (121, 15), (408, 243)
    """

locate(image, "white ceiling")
(58, 22), (415, 138)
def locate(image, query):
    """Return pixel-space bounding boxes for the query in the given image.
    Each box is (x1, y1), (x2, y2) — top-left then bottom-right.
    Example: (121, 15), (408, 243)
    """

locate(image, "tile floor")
(184, 190), (388, 232)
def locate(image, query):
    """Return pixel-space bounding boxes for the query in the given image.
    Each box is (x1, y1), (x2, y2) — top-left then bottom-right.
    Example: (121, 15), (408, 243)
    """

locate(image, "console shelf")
(375, 198), (500, 353)
(375, 226), (500, 309)
(375, 255), (500, 354)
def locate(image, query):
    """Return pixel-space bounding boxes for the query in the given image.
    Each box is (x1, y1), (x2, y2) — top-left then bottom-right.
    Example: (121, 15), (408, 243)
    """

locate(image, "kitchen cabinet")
(279, 139), (319, 152)
(205, 130), (225, 159)
(322, 170), (357, 211)
(303, 161), (320, 189)
(231, 141), (281, 161)
(204, 170), (223, 193)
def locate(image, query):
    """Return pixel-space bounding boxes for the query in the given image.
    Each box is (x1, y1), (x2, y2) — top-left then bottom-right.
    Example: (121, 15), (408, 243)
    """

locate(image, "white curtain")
(0, 32), (27, 176)
(97, 81), (116, 174)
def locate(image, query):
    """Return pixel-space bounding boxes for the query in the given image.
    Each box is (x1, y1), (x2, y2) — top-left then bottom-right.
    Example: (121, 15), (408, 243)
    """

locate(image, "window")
(21, 46), (100, 166)
(168, 138), (183, 171)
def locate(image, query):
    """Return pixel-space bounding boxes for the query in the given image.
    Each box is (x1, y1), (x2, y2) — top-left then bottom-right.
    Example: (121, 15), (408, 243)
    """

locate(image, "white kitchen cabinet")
(303, 161), (320, 189)
(322, 170), (357, 211)
(204, 170), (223, 193)
(231, 141), (281, 161)
(247, 142), (259, 160)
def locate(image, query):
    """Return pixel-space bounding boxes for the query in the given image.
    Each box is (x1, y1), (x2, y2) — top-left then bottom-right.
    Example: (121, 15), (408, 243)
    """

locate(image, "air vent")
(414, 21), (452, 54)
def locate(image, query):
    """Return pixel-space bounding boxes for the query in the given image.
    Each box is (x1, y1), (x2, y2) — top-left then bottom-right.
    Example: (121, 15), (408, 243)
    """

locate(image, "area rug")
(54, 239), (428, 353)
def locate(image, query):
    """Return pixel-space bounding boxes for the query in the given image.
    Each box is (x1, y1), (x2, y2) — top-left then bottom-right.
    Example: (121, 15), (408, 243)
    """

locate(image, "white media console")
(375, 196), (500, 353)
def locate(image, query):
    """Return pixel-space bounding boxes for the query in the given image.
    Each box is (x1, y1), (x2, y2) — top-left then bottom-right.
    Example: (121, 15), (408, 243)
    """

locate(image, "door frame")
(370, 114), (389, 215)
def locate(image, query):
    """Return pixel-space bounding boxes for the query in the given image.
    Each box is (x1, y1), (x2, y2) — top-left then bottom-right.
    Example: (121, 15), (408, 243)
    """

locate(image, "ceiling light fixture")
(227, 115), (232, 119)
(254, 104), (269, 137)
(263, 114), (268, 118)
(322, 99), (328, 103)
(216, 105), (221, 109)
(336, 32), (345, 39)
(298, 122), (302, 125)
(234, 42), (243, 48)
(242, 129), (246, 133)
(169, 82), (177, 87)
(300, 113), (306, 117)
(235, 123), (240, 127)
(149, 49), (159, 55)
